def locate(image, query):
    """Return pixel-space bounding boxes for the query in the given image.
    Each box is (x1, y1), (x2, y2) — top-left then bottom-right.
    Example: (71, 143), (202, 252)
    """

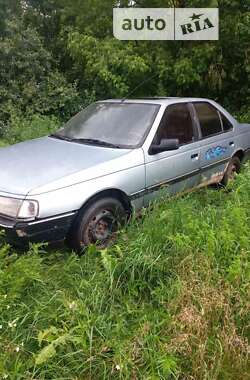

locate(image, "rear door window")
(194, 103), (222, 138)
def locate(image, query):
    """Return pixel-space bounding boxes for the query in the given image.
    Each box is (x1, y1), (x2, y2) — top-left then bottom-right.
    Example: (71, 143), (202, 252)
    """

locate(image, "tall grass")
(0, 168), (249, 379)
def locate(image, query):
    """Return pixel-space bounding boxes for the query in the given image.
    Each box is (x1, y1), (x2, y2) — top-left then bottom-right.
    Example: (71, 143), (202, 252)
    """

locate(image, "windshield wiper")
(50, 134), (75, 142)
(70, 138), (122, 149)
(50, 135), (122, 149)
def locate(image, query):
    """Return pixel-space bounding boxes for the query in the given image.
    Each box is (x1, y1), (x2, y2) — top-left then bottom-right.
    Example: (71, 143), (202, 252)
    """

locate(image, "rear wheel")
(220, 156), (241, 187)
(67, 197), (126, 251)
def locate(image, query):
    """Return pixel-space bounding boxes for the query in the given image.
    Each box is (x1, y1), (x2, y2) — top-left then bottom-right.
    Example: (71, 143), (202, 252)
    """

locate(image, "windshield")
(53, 102), (160, 149)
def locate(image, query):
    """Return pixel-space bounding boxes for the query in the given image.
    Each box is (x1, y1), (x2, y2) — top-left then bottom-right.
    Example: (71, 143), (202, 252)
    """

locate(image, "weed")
(0, 168), (249, 379)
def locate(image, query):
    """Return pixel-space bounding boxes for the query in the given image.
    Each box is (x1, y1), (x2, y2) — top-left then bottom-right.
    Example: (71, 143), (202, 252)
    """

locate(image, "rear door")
(192, 102), (234, 184)
(143, 102), (201, 205)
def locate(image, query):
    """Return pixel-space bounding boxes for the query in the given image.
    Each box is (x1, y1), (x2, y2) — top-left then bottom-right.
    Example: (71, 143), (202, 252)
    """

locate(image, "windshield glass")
(53, 102), (160, 148)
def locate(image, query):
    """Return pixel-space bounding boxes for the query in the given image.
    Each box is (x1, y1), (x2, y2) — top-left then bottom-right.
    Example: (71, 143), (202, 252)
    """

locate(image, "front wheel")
(220, 156), (241, 187)
(67, 197), (126, 251)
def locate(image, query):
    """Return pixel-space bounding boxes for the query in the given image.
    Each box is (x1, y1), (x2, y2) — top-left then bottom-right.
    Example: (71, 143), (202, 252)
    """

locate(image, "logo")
(175, 8), (219, 40)
(113, 8), (219, 41)
(181, 13), (214, 35)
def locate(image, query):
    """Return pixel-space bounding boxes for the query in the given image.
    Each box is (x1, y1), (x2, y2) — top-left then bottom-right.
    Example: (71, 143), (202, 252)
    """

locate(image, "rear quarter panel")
(233, 123), (250, 158)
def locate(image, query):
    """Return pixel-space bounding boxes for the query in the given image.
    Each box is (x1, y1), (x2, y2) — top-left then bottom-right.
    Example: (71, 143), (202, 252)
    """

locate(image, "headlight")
(18, 200), (39, 219)
(0, 197), (22, 218)
(0, 197), (39, 220)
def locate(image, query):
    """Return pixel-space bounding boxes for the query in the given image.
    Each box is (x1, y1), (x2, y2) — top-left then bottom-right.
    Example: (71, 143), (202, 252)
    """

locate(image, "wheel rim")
(86, 209), (117, 245)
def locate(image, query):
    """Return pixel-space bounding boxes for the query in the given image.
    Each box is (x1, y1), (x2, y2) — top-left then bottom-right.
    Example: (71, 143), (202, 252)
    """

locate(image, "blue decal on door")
(205, 146), (227, 160)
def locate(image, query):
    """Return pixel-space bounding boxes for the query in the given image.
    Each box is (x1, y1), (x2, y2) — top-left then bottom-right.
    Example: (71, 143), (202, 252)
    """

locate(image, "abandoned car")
(0, 98), (250, 249)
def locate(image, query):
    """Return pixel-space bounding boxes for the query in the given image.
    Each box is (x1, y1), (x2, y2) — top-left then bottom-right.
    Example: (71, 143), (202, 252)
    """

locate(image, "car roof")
(100, 97), (214, 106)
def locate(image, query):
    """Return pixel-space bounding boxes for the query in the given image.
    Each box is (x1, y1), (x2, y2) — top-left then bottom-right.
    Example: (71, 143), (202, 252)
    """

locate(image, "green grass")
(0, 166), (249, 379)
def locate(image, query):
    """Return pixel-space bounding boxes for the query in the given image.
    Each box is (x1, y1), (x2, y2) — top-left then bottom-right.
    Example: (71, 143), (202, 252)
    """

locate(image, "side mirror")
(149, 138), (179, 155)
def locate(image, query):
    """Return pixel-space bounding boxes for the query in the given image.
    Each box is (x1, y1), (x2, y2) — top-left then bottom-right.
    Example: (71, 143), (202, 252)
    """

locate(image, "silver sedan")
(0, 98), (249, 250)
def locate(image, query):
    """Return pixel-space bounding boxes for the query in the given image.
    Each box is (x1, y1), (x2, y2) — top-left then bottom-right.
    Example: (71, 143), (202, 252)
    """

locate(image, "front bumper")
(0, 212), (77, 246)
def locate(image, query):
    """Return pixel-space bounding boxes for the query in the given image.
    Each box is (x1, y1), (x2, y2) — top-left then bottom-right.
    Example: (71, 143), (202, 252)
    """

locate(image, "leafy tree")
(0, 19), (81, 135)
(67, 31), (150, 98)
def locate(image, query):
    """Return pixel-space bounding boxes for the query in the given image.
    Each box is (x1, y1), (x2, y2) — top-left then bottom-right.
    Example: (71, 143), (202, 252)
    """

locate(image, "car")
(0, 98), (250, 250)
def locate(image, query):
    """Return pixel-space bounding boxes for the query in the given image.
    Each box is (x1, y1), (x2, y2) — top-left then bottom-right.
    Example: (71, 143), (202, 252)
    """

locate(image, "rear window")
(194, 103), (222, 138)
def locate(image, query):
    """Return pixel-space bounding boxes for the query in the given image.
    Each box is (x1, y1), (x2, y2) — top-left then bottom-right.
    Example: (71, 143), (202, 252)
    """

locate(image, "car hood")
(0, 137), (133, 196)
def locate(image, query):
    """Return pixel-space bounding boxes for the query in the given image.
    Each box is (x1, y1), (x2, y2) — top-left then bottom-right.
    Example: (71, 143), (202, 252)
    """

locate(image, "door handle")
(229, 141), (234, 147)
(191, 153), (199, 160)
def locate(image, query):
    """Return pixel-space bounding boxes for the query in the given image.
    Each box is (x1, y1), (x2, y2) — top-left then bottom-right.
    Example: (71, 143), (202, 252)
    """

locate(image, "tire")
(220, 156), (241, 187)
(67, 197), (126, 252)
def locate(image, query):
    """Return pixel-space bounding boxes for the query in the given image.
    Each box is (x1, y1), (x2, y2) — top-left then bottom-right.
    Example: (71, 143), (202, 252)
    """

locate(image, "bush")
(235, 108), (250, 123)
(0, 19), (82, 137)
(3, 113), (61, 144)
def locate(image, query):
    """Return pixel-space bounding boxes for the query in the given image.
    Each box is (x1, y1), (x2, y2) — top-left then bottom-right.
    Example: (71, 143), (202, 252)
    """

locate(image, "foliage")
(0, 169), (249, 378)
(236, 108), (250, 124)
(0, 19), (81, 137)
(0, 0), (249, 137)
(67, 32), (150, 98)
(3, 113), (60, 145)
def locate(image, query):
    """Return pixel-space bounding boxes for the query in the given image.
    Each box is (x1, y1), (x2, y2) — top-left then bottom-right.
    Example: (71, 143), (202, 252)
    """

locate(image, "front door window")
(153, 103), (195, 145)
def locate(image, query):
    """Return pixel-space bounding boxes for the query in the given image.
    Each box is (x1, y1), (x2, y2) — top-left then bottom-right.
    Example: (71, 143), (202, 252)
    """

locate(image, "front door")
(143, 102), (201, 206)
